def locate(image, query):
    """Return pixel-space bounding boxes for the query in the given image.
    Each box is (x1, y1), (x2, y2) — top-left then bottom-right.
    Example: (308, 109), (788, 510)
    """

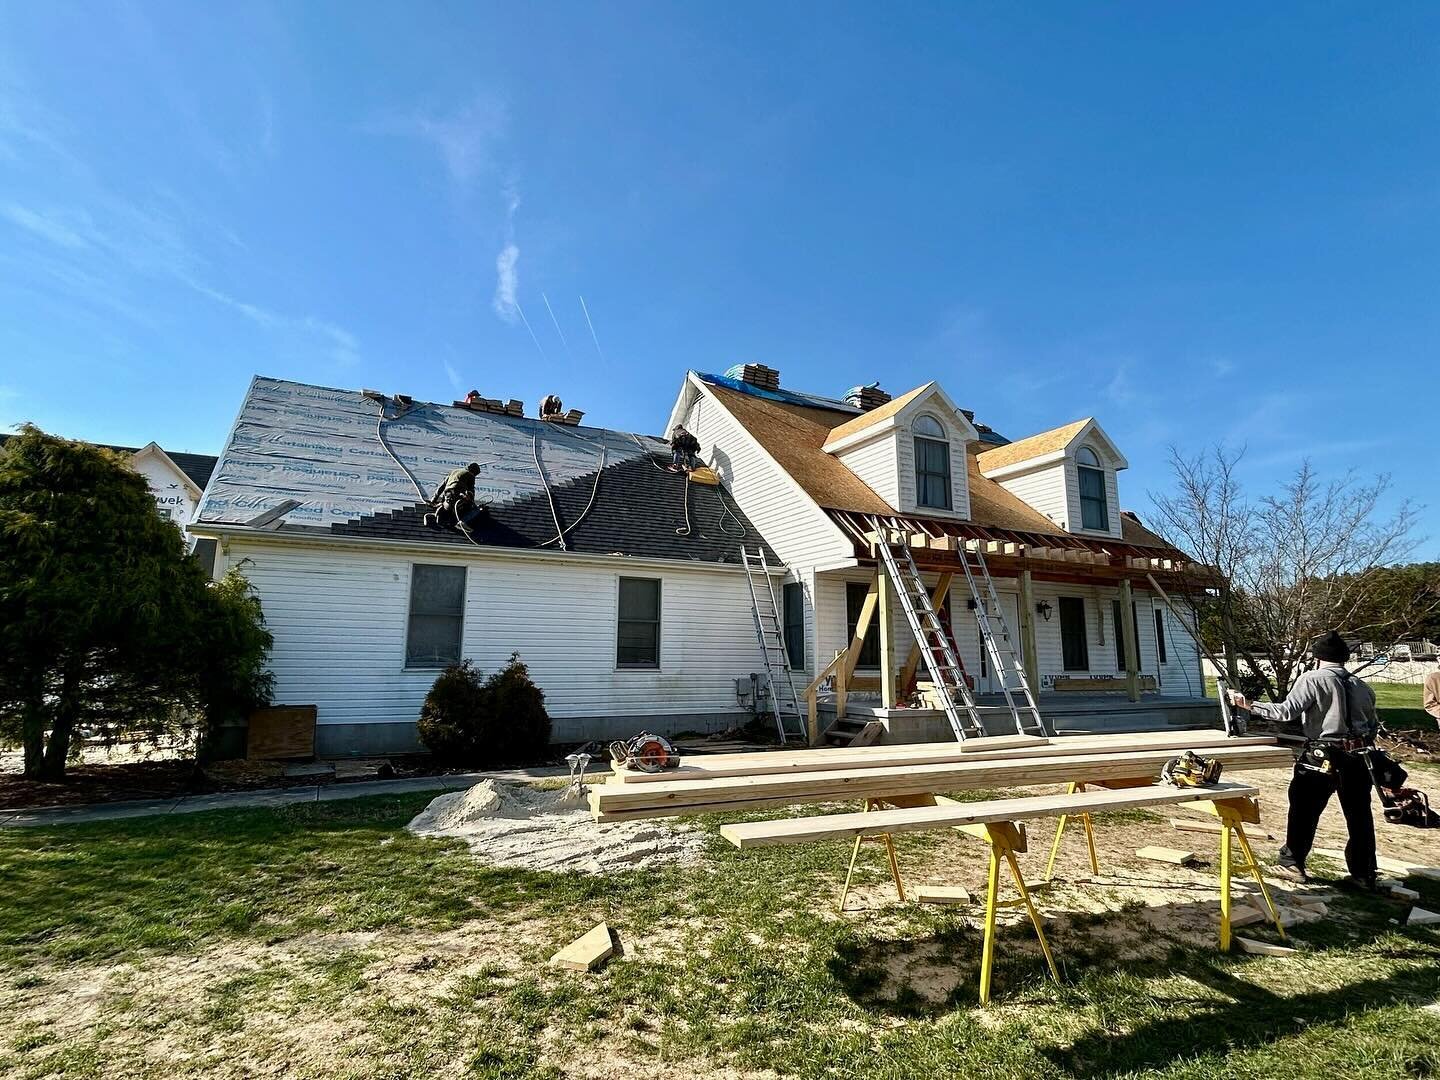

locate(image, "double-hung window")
(406, 564), (466, 668)
(913, 415), (952, 510)
(1076, 447), (1109, 531)
(617, 577), (661, 669)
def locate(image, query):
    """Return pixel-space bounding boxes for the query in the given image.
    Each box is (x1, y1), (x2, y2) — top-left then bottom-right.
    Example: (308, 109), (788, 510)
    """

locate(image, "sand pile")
(406, 779), (705, 874)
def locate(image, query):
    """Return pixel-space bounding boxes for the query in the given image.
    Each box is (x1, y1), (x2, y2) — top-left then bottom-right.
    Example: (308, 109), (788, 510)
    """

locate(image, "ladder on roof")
(868, 517), (1048, 742)
(741, 546), (807, 744)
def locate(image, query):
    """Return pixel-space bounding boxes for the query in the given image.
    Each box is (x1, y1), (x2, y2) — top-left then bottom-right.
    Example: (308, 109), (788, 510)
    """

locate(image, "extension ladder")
(741, 546), (807, 743)
(957, 542), (1048, 738)
(868, 521), (987, 742)
(868, 518), (1048, 741)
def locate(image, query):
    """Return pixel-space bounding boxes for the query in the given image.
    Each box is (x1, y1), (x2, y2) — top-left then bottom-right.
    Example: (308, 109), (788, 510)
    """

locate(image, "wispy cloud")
(1104, 360), (1138, 406)
(492, 243), (520, 322)
(2, 203), (91, 249)
(366, 94), (508, 187)
(443, 359), (464, 395)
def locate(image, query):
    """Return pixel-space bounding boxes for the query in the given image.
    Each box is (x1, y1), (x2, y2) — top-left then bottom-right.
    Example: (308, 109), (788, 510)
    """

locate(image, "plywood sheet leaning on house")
(611, 731), (1284, 784)
(247, 705), (317, 760)
(591, 745), (1291, 822)
(718, 782), (1260, 849)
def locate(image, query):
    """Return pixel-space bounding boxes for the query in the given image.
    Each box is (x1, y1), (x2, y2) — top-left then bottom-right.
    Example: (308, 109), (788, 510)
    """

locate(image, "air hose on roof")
(532, 433), (606, 550)
(370, 397), (488, 549)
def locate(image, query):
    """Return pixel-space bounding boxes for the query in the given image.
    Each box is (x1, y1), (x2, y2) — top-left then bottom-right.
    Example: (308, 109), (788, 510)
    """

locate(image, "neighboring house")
(189, 377), (781, 755)
(190, 369), (1208, 756)
(666, 369), (1207, 712)
(0, 432), (216, 531)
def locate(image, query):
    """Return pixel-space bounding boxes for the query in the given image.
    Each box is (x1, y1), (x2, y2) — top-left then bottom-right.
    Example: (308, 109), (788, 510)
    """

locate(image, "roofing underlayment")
(197, 376), (775, 564)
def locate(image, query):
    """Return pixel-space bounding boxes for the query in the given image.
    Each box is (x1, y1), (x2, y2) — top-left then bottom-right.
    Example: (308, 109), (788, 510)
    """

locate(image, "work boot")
(1337, 874), (1379, 893)
(1272, 849), (1309, 884)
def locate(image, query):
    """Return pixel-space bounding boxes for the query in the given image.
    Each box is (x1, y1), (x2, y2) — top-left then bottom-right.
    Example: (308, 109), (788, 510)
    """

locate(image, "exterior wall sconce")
(1035, 600), (1054, 621)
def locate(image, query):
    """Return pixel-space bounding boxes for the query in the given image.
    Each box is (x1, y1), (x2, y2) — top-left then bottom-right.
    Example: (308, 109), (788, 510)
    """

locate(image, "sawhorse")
(959, 818), (1061, 1004)
(1043, 782), (1285, 952)
(838, 792), (950, 911)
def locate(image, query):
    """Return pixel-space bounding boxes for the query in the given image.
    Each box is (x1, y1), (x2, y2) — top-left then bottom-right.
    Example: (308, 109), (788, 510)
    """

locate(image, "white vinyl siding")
(682, 387), (851, 573)
(834, 434), (901, 507)
(993, 463), (1070, 530)
(217, 538), (772, 735)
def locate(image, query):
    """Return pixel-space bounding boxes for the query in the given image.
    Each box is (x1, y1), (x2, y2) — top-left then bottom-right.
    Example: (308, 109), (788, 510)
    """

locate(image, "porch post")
(1120, 577), (1140, 702)
(879, 564), (898, 707)
(1018, 570), (1040, 692)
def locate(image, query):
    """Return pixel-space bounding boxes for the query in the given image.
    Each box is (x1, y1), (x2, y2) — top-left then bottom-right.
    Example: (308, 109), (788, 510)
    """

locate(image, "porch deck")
(820, 692), (1222, 744)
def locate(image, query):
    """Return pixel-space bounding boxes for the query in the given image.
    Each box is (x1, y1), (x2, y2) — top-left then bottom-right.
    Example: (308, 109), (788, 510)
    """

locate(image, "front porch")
(818, 692), (1222, 745)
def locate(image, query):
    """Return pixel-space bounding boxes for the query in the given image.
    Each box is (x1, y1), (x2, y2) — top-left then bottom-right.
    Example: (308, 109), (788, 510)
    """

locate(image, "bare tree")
(1150, 445), (1422, 700)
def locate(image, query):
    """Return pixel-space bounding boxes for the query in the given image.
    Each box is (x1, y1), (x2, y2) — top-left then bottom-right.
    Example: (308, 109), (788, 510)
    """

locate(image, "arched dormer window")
(913, 414), (951, 510)
(1075, 446), (1109, 530)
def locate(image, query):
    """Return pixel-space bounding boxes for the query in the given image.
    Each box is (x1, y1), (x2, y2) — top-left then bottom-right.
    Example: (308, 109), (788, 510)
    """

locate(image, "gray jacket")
(1249, 664), (1378, 742)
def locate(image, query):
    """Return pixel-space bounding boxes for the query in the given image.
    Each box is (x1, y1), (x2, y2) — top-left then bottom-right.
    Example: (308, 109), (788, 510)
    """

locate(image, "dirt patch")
(406, 779), (706, 873)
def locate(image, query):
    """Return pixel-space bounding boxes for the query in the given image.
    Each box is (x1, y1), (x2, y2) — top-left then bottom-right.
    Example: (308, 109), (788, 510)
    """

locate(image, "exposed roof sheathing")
(822, 383), (933, 445)
(704, 380), (1178, 552)
(975, 418), (1092, 472)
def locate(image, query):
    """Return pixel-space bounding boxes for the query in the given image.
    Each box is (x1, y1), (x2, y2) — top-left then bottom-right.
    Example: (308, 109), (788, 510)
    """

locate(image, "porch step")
(822, 714), (872, 746)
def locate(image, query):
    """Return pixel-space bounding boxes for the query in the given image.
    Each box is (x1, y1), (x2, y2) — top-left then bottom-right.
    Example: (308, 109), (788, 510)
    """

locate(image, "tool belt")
(1313, 736), (1369, 753)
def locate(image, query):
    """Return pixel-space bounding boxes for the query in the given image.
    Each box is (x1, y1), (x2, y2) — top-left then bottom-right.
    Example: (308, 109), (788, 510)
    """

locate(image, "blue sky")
(1, 3), (1436, 550)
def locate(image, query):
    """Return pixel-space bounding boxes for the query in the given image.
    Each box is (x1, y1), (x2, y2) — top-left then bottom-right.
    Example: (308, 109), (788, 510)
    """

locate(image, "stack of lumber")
(589, 731), (1293, 823)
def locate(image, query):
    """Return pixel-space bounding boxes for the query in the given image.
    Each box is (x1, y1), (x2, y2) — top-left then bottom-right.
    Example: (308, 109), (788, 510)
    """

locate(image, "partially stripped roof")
(701, 377), (1178, 552)
(974, 418), (1092, 472)
(195, 376), (774, 565)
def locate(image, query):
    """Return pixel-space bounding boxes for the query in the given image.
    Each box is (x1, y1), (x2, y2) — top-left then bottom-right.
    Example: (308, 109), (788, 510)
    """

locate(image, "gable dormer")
(975, 418), (1127, 539)
(821, 383), (979, 519)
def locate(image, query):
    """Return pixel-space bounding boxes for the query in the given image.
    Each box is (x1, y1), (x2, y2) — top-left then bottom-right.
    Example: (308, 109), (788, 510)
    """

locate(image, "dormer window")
(913, 414), (951, 510)
(1076, 446), (1109, 531)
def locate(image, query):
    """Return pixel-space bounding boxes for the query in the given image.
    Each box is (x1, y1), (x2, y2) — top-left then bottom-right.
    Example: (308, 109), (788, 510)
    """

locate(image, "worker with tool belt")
(1228, 631), (1379, 888)
(425, 462), (482, 527)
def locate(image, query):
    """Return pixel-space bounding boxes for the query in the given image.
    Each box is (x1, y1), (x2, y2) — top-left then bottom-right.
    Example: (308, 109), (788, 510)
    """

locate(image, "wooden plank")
(1018, 569), (1040, 693)
(1136, 846), (1197, 866)
(718, 782), (1260, 849)
(1120, 578), (1139, 702)
(1236, 936), (1296, 956)
(837, 571), (880, 718)
(593, 745), (1289, 816)
(957, 733), (1049, 754)
(611, 731), (1284, 783)
(1409, 908), (1440, 926)
(848, 721), (884, 746)
(879, 564), (897, 706)
(915, 885), (972, 905)
(549, 922), (615, 972)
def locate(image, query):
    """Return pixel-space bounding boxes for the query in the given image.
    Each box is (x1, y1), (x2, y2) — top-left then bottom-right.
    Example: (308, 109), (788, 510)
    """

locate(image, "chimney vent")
(844, 383), (892, 411)
(724, 363), (780, 391)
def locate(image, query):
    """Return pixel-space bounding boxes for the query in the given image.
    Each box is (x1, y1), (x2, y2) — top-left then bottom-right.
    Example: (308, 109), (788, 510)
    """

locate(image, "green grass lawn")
(2, 795), (1440, 1079)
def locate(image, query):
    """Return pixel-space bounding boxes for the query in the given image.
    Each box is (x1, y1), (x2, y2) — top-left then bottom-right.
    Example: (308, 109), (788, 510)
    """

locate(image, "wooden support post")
(879, 565), (898, 707)
(1018, 570), (1041, 694)
(1120, 577), (1140, 702)
(899, 573), (952, 693)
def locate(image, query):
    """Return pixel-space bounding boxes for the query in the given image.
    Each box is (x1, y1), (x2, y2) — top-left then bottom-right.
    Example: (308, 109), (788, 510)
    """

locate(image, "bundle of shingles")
(733, 364), (780, 391)
(455, 397), (526, 417)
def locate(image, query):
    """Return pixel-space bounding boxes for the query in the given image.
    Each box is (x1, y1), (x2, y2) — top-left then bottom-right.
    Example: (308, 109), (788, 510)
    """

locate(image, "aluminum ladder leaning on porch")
(956, 539), (1049, 738)
(740, 546), (807, 743)
(866, 518), (987, 742)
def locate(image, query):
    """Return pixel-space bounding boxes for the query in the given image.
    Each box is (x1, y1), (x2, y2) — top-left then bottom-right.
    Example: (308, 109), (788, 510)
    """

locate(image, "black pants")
(1285, 750), (1377, 880)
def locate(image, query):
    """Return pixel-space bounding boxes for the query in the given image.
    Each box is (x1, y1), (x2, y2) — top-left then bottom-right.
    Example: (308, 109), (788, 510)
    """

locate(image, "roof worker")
(424, 462), (483, 529)
(669, 424), (702, 473)
(464, 389), (482, 406)
(540, 394), (564, 419)
(1227, 631), (1379, 889)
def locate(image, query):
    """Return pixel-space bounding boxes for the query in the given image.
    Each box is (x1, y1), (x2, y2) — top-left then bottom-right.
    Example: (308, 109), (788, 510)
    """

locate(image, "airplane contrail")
(579, 294), (606, 363)
(541, 292), (569, 350)
(514, 302), (548, 362)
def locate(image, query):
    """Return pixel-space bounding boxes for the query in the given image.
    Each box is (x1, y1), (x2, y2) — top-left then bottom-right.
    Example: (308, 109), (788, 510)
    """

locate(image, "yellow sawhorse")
(838, 792), (953, 912)
(958, 818), (1061, 1005)
(1190, 794), (1287, 951)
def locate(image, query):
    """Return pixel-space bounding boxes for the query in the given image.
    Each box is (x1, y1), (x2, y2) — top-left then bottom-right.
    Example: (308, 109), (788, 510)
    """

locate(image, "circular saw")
(609, 732), (681, 773)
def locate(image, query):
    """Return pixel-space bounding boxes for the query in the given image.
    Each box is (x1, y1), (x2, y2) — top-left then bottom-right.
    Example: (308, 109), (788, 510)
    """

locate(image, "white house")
(190, 370), (1211, 757)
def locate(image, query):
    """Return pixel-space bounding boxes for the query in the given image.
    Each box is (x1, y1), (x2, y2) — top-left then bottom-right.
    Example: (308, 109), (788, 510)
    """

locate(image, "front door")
(977, 592), (1023, 693)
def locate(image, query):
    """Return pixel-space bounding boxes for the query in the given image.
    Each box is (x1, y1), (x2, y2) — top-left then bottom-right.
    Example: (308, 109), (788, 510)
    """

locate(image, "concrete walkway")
(0, 765), (580, 828)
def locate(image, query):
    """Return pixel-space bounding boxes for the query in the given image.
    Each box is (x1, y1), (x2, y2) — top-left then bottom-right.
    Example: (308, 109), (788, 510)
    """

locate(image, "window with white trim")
(1076, 446), (1109, 531)
(913, 414), (952, 510)
(406, 564), (466, 668)
(617, 577), (661, 669)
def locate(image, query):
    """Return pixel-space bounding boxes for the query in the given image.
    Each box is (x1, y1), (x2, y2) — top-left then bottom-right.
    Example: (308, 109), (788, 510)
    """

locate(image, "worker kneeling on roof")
(669, 424), (701, 472)
(425, 461), (483, 528)
(1228, 630), (1378, 889)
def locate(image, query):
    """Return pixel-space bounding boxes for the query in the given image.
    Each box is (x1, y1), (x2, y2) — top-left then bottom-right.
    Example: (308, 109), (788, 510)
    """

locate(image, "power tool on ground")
(1160, 750), (1223, 788)
(609, 732), (681, 773)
